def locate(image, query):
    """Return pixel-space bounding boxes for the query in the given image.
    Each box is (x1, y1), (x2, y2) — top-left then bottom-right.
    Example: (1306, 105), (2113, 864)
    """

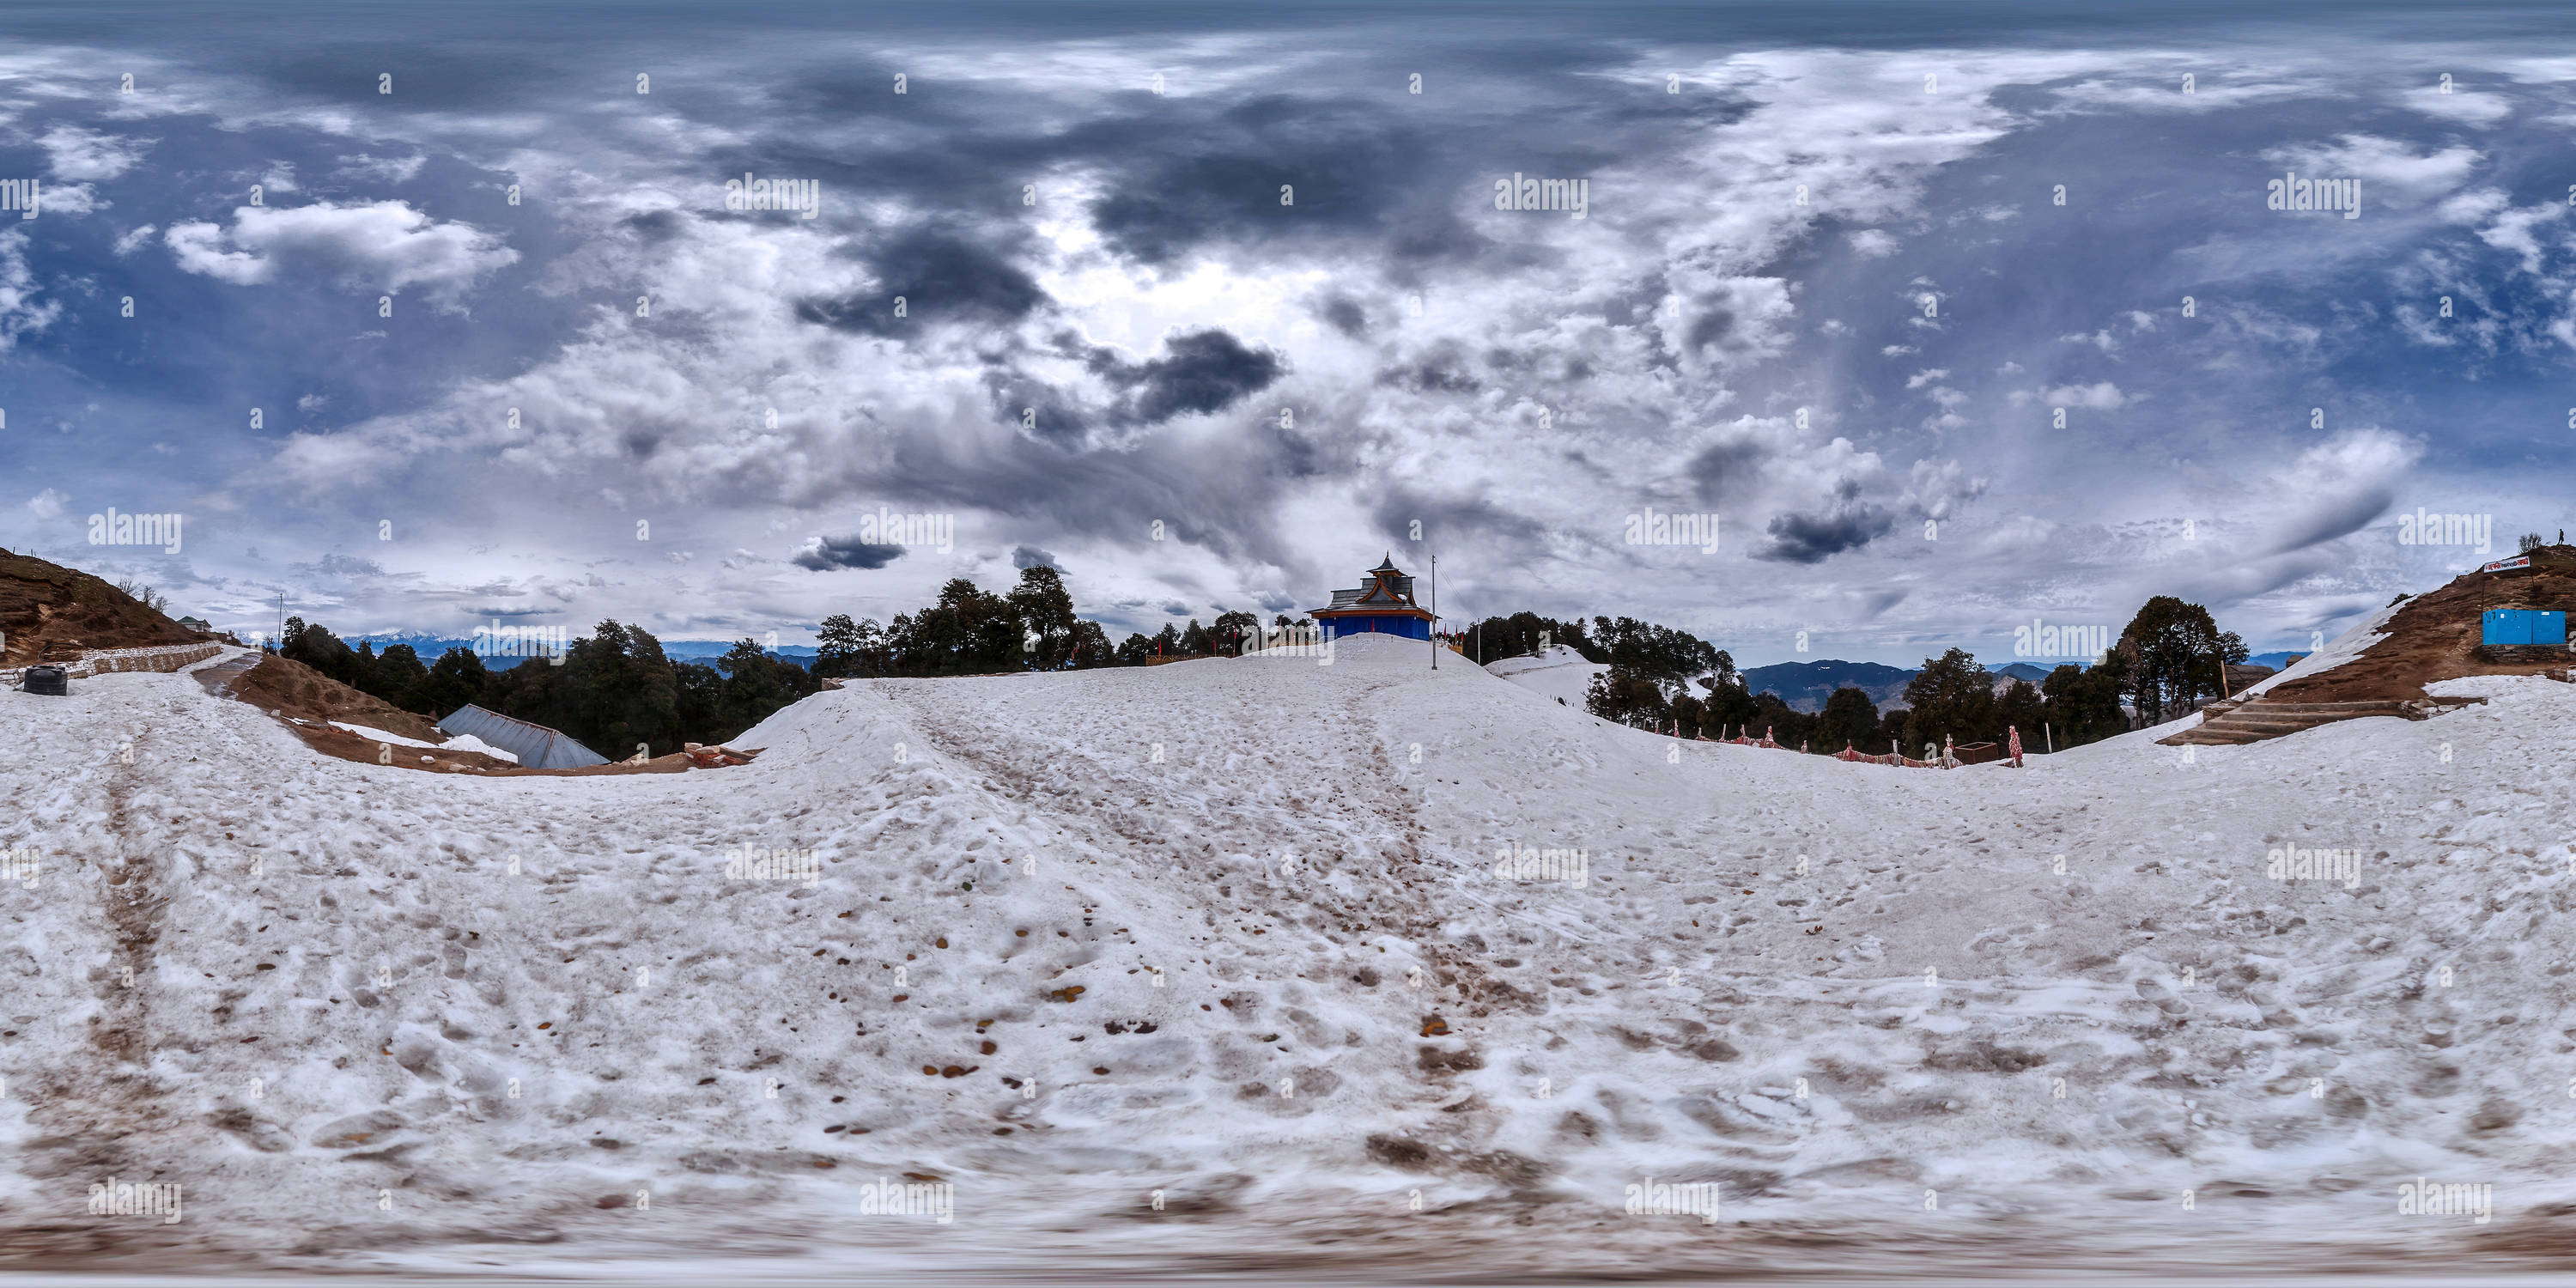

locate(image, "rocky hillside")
(0, 550), (204, 665)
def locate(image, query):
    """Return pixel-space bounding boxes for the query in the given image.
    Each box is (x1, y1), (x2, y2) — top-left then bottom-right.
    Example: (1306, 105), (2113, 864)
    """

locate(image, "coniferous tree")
(2041, 661), (2129, 746)
(2112, 596), (2244, 723)
(1006, 566), (1080, 670)
(1815, 685), (1880, 751)
(1901, 648), (1998, 750)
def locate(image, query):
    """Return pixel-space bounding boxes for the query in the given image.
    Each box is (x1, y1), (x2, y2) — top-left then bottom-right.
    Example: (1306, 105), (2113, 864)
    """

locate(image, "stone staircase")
(2158, 695), (2480, 746)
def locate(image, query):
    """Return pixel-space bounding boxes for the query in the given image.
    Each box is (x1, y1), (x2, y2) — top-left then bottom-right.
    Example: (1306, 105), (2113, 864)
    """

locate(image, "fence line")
(3, 641), (224, 689)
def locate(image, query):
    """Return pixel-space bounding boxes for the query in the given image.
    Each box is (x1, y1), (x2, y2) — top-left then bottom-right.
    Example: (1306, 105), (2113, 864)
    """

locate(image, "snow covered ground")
(1486, 645), (1607, 708)
(327, 722), (519, 764)
(1, 637), (2573, 1277)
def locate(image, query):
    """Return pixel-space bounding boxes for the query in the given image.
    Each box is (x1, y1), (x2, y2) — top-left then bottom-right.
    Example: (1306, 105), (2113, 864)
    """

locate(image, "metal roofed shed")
(435, 704), (611, 769)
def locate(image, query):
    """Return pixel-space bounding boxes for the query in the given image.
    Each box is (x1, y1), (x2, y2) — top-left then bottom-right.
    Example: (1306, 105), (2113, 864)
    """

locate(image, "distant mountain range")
(343, 631), (816, 665)
(1743, 654), (2306, 713)
(1741, 659), (2057, 713)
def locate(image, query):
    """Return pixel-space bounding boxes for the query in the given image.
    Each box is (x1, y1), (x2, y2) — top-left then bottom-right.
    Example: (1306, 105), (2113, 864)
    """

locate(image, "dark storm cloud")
(1316, 294), (1369, 339)
(793, 536), (906, 570)
(1686, 437), (1773, 507)
(1759, 501), (1895, 565)
(621, 210), (683, 243)
(1042, 328), (1286, 429)
(1110, 329), (1286, 424)
(797, 229), (1048, 335)
(839, 391), (1365, 577)
(2262, 486), (2396, 557)
(1077, 98), (1503, 266)
(1012, 544), (1057, 569)
(1376, 343), (1479, 394)
(1364, 489), (1553, 562)
(983, 375), (1097, 445)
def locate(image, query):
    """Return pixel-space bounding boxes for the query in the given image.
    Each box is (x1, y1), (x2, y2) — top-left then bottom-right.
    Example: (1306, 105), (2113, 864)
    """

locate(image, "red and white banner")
(2482, 556), (2530, 573)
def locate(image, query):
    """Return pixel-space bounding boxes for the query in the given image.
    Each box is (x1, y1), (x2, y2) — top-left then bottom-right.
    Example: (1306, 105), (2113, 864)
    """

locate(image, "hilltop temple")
(1310, 554), (1437, 641)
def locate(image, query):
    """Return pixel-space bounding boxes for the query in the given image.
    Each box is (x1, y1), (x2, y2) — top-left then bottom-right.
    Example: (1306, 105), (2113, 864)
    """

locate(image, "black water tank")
(22, 665), (67, 696)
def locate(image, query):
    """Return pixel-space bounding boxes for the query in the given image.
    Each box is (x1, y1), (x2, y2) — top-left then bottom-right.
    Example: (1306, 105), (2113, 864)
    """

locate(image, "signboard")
(2480, 556), (2530, 573)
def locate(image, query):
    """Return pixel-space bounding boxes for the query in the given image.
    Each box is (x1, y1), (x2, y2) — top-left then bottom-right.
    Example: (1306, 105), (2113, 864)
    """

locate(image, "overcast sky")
(4, 1), (2573, 665)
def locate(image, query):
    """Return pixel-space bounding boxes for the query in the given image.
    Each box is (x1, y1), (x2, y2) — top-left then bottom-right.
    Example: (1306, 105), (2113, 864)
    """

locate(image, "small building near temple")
(1310, 554), (1436, 641)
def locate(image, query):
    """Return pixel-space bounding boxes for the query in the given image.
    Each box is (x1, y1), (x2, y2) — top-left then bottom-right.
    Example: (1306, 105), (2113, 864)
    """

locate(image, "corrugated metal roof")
(435, 704), (611, 769)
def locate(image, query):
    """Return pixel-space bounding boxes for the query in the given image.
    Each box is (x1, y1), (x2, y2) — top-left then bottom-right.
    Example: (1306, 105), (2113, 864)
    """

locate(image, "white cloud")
(165, 201), (519, 294)
(2261, 134), (2482, 206)
(2038, 382), (2129, 410)
(35, 183), (101, 215)
(26, 488), (67, 520)
(2401, 85), (2512, 127)
(39, 126), (154, 180)
(1880, 343), (1917, 356)
(0, 229), (60, 351)
(1847, 228), (1900, 258)
(335, 153), (427, 184)
(1904, 368), (1948, 389)
(112, 224), (159, 256)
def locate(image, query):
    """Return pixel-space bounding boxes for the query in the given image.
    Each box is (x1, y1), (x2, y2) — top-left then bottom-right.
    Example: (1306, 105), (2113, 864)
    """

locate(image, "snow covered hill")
(1485, 643), (1607, 708)
(2, 635), (2573, 1275)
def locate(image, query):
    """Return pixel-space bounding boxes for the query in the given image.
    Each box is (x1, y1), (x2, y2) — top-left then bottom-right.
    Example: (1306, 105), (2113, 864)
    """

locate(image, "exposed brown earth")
(201, 652), (447, 742)
(2268, 543), (2576, 702)
(0, 550), (204, 665)
(2161, 544), (2573, 746)
(198, 651), (705, 776)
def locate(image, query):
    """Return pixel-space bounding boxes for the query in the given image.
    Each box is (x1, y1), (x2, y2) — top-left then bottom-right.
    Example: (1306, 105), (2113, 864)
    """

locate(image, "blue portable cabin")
(2481, 610), (2567, 647)
(1310, 554), (1437, 641)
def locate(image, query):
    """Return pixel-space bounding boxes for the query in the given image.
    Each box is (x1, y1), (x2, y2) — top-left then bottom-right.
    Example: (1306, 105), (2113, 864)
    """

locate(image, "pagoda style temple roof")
(1313, 553), (1432, 618)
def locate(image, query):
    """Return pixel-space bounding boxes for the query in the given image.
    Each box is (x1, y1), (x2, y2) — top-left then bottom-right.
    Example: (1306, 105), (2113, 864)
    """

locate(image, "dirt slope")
(0, 550), (204, 665)
(2271, 544), (2576, 702)
(206, 653), (449, 743)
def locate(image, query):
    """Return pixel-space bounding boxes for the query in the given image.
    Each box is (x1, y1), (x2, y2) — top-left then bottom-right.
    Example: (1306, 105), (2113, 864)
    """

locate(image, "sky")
(2, 0), (2573, 666)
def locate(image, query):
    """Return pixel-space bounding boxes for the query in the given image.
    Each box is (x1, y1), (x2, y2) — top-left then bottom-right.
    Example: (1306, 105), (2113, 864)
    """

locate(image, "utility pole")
(1427, 554), (1438, 671)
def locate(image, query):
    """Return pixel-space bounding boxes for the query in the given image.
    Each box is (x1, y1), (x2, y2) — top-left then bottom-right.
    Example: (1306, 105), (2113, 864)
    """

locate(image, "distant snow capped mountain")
(342, 633), (816, 664)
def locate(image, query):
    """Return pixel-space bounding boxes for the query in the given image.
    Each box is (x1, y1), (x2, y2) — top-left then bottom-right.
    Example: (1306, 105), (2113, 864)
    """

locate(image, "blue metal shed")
(2481, 610), (2567, 647)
